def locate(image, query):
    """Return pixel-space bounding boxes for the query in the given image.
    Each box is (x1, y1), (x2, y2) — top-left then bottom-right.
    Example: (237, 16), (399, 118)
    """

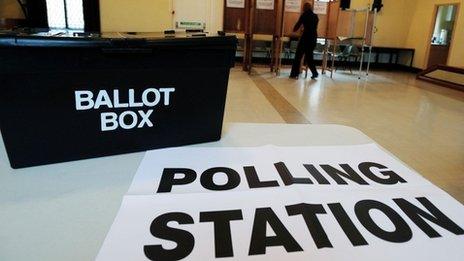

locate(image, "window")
(46, 0), (84, 30)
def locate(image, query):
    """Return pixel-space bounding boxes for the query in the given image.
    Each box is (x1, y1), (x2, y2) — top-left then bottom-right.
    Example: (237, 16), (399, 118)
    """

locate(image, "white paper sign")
(97, 144), (464, 261)
(98, 191), (464, 260)
(257, 0), (274, 10)
(314, 1), (328, 15)
(227, 0), (245, 8)
(127, 144), (432, 195)
(285, 0), (302, 13)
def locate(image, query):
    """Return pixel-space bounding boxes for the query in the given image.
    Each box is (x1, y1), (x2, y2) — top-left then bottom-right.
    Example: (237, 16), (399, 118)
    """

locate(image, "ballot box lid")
(0, 29), (237, 48)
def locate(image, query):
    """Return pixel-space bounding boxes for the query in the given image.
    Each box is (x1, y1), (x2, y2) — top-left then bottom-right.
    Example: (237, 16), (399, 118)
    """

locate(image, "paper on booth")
(256, 0), (274, 10)
(314, 1), (328, 15)
(226, 0), (245, 8)
(285, 0), (302, 13)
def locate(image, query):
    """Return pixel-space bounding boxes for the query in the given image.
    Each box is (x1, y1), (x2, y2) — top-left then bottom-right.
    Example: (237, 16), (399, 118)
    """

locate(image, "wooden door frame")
(425, 2), (460, 68)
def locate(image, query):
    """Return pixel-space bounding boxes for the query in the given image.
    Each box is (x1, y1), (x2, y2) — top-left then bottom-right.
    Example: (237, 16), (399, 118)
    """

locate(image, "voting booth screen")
(0, 33), (237, 168)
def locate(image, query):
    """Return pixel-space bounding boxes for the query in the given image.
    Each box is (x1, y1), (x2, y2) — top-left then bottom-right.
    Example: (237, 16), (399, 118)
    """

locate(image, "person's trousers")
(290, 39), (318, 77)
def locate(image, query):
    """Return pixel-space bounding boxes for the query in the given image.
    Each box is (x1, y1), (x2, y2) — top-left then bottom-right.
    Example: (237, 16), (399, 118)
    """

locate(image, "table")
(370, 46), (415, 69)
(0, 123), (373, 261)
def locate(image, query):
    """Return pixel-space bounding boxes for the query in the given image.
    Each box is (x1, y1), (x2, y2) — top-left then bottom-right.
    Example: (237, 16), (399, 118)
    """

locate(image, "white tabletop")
(0, 123), (373, 261)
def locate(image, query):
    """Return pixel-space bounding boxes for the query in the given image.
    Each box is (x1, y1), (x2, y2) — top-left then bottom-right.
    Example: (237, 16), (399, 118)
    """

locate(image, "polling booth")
(0, 31), (237, 168)
(224, 0), (282, 73)
(322, 4), (377, 78)
(251, 0), (282, 72)
(224, 0), (253, 70)
(241, 0), (377, 78)
(275, 0), (333, 75)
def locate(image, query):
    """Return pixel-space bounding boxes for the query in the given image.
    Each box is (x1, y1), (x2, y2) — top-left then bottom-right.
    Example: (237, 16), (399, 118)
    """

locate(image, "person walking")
(289, 2), (319, 79)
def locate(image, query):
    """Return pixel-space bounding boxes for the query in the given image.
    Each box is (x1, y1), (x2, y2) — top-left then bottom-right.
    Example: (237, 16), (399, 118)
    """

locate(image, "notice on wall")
(97, 144), (464, 261)
(285, 0), (302, 13)
(256, 0), (275, 10)
(227, 0), (245, 8)
(314, 1), (328, 15)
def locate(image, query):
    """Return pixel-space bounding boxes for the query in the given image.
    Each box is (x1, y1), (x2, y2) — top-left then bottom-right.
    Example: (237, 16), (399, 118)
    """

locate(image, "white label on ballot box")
(97, 144), (464, 261)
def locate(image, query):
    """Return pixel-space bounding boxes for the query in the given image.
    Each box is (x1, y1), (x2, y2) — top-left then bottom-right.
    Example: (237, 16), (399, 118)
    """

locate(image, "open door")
(427, 4), (459, 67)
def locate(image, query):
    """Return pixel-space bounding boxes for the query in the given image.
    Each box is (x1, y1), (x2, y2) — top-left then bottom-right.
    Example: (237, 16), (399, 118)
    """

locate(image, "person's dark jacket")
(293, 10), (319, 40)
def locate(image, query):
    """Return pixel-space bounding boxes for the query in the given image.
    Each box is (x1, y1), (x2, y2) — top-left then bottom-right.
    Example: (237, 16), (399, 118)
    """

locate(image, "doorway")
(427, 3), (459, 68)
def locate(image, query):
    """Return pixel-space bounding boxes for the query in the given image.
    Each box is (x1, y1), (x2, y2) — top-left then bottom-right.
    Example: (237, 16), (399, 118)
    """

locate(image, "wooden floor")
(224, 66), (464, 203)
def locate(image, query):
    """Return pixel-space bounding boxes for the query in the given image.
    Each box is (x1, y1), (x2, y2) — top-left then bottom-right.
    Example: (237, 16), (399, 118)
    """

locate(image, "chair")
(301, 43), (325, 79)
(348, 45), (361, 63)
(325, 42), (342, 74)
(284, 40), (299, 59)
(337, 45), (352, 72)
(253, 40), (271, 58)
(286, 40), (324, 78)
(325, 44), (359, 73)
(314, 42), (325, 55)
(337, 45), (362, 73)
(236, 39), (245, 53)
(297, 42), (326, 79)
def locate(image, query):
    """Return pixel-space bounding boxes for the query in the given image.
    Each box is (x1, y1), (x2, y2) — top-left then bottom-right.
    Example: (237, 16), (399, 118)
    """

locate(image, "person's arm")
(293, 13), (305, 32)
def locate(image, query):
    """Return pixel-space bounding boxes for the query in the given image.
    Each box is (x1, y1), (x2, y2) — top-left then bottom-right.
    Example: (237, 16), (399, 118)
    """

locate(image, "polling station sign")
(97, 144), (464, 260)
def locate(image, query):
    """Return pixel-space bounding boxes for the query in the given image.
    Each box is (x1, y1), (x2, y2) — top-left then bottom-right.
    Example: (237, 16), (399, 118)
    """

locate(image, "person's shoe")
(311, 73), (319, 79)
(289, 75), (299, 79)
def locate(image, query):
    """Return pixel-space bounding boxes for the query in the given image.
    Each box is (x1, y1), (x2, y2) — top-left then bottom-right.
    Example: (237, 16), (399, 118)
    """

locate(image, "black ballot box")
(0, 31), (237, 168)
